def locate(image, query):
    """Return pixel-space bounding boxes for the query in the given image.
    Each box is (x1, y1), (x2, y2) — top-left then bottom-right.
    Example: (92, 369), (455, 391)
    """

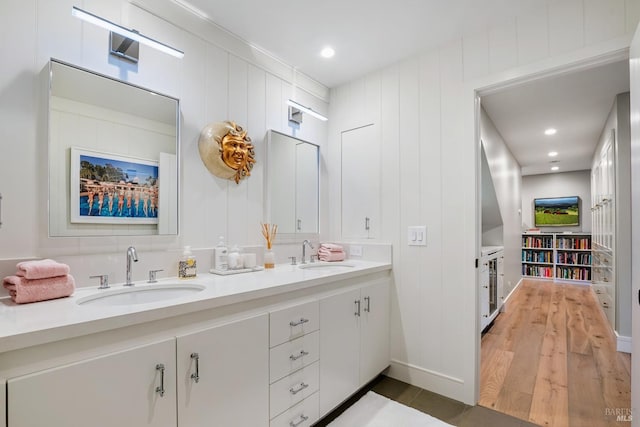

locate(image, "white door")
(176, 314), (269, 427)
(319, 288), (361, 415)
(341, 124), (380, 239)
(8, 339), (176, 427)
(359, 280), (390, 386)
(628, 23), (640, 427)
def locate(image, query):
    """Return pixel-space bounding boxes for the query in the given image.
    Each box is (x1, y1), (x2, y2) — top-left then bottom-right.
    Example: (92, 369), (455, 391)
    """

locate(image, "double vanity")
(0, 259), (391, 427)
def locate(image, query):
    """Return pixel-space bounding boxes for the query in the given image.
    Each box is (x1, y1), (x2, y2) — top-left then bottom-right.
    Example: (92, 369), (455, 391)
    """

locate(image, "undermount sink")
(76, 283), (206, 306)
(298, 262), (355, 270)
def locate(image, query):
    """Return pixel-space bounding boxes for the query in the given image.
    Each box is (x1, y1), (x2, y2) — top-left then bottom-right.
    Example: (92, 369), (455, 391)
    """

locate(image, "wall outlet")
(350, 245), (363, 257)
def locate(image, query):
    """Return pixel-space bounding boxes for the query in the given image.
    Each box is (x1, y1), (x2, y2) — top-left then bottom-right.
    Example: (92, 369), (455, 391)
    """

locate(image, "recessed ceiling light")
(551, 166), (559, 171)
(320, 47), (335, 58)
(548, 151), (558, 157)
(544, 128), (557, 136)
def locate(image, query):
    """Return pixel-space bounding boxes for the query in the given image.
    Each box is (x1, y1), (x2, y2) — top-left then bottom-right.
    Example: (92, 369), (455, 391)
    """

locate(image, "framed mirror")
(48, 59), (179, 237)
(265, 130), (319, 240)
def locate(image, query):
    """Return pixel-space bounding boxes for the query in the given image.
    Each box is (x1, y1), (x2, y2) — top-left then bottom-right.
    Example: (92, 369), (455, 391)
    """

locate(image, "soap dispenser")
(179, 246), (197, 279)
(214, 236), (228, 271)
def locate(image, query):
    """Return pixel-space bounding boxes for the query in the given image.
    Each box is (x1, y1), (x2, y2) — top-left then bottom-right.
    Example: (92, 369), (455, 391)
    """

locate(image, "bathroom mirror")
(48, 59), (179, 237)
(265, 130), (319, 239)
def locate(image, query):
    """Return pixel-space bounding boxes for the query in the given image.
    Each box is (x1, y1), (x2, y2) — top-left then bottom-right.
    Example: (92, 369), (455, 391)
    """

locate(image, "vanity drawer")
(270, 330), (319, 383)
(270, 361), (319, 419)
(270, 300), (319, 347)
(270, 392), (319, 427)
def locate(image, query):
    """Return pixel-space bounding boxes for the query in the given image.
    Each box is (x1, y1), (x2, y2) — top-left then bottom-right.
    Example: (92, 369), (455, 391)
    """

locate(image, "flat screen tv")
(534, 196), (580, 227)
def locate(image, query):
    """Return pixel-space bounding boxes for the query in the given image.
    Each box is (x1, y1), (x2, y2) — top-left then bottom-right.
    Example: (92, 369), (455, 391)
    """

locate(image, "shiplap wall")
(0, 0), (328, 269)
(328, 0), (640, 403)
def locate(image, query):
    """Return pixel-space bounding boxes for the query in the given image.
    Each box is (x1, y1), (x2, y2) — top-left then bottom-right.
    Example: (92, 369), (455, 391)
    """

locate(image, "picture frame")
(533, 196), (580, 227)
(70, 147), (159, 225)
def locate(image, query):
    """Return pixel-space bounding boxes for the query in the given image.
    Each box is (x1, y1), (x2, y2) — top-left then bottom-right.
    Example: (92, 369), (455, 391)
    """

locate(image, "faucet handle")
(89, 274), (109, 289)
(310, 254), (318, 263)
(288, 256), (297, 266)
(148, 269), (164, 283)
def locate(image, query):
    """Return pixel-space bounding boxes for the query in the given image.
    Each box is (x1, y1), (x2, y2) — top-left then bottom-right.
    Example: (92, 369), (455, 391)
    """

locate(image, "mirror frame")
(47, 58), (181, 237)
(264, 130), (320, 243)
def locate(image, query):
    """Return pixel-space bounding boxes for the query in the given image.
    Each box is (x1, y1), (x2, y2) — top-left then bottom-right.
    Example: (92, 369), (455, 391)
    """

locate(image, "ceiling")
(175, 1), (630, 177)
(177, 0), (547, 88)
(481, 59), (629, 176)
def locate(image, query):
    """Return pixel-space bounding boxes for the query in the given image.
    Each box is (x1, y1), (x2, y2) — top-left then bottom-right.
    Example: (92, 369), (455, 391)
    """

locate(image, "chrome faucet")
(301, 240), (314, 264)
(125, 246), (138, 286)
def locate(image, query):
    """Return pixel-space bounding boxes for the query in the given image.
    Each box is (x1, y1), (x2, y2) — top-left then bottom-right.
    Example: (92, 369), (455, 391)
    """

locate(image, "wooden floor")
(479, 279), (631, 427)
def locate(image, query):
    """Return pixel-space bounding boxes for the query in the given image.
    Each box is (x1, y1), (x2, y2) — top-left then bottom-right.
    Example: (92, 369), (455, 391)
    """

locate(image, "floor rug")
(328, 391), (455, 427)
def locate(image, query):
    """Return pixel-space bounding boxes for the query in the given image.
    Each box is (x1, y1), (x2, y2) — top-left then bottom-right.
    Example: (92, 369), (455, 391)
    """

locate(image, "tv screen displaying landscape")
(534, 196), (580, 226)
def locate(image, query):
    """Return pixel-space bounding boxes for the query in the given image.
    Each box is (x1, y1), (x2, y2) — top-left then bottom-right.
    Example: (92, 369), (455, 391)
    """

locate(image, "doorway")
(475, 57), (631, 425)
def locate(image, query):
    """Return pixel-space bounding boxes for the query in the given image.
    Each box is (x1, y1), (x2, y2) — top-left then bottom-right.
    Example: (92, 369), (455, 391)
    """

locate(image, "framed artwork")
(534, 196), (580, 227)
(70, 147), (159, 224)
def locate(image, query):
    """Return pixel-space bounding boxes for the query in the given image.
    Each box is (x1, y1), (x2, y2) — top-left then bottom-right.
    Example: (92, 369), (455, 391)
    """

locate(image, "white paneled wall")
(0, 0), (328, 284)
(329, 0), (639, 404)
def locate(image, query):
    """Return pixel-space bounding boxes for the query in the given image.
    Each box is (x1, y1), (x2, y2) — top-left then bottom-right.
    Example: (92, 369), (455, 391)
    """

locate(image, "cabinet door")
(497, 253), (505, 305)
(296, 142), (319, 233)
(359, 280), (390, 386)
(341, 124), (380, 239)
(8, 339), (176, 427)
(319, 288), (360, 415)
(480, 262), (490, 329)
(176, 313), (269, 427)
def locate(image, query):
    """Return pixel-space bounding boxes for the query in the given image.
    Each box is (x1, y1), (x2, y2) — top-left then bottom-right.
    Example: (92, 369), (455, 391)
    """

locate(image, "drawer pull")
(290, 414), (309, 427)
(190, 352), (200, 383)
(355, 299), (361, 317)
(156, 364), (166, 397)
(289, 350), (309, 361)
(289, 382), (309, 395)
(289, 318), (310, 327)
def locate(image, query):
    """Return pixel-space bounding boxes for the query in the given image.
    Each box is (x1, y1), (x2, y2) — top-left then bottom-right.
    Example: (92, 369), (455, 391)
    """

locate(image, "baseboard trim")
(387, 359), (472, 405)
(500, 278), (523, 312)
(616, 333), (632, 353)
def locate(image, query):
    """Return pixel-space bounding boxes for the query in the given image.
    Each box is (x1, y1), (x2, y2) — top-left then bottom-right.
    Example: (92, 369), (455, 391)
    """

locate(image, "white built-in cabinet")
(8, 338), (177, 427)
(341, 124), (380, 239)
(176, 314), (268, 427)
(319, 279), (390, 415)
(480, 247), (504, 331)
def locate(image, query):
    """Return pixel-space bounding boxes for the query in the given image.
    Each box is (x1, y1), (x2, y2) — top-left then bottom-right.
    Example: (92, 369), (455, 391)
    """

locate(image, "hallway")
(480, 279), (631, 426)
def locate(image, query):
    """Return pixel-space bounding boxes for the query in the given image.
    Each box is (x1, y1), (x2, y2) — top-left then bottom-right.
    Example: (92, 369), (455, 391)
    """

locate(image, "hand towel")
(3, 275), (75, 304)
(16, 259), (71, 280)
(319, 243), (344, 252)
(318, 250), (346, 262)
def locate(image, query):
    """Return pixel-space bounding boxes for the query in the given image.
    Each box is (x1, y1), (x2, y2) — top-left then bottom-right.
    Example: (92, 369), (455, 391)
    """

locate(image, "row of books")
(522, 265), (554, 278)
(556, 252), (591, 265)
(556, 237), (591, 250)
(522, 236), (554, 249)
(556, 266), (591, 281)
(522, 250), (552, 263)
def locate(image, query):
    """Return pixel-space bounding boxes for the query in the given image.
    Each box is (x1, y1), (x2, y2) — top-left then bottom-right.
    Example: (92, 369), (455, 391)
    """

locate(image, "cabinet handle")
(297, 219), (302, 231)
(482, 314), (488, 318)
(290, 414), (309, 427)
(289, 318), (310, 327)
(190, 352), (200, 383)
(0, 192), (3, 228)
(289, 350), (309, 361)
(364, 296), (371, 313)
(289, 382), (309, 395)
(156, 364), (166, 397)
(355, 299), (361, 317)
(365, 217), (370, 230)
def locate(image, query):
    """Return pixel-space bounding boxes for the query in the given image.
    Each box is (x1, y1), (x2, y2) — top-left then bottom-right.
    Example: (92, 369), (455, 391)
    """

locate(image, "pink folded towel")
(3, 275), (75, 304)
(16, 259), (70, 280)
(319, 243), (344, 252)
(318, 249), (346, 262)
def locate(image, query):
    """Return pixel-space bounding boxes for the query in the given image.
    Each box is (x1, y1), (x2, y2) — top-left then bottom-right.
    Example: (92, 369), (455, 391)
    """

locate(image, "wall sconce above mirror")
(265, 130), (319, 240)
(48, 59), (180, 237)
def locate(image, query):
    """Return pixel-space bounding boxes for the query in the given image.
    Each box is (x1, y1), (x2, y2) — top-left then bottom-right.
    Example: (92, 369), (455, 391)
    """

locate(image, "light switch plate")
(350, 245), (363, 257)
(408, 226), (427, 246)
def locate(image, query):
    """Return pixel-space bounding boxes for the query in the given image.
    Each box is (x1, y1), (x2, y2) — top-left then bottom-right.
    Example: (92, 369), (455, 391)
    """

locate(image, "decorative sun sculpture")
(198, 121), (255, 184)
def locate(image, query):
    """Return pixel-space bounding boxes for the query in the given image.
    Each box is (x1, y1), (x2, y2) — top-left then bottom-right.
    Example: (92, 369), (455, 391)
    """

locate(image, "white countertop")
(0, 260), (391, 354)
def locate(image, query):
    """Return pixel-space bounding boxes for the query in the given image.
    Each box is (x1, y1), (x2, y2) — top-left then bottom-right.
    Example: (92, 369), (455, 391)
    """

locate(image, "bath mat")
(328, 391), (455, 426)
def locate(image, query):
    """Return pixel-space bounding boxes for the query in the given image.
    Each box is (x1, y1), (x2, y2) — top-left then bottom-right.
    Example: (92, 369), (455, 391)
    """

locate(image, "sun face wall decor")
(198, 121), (255, 184)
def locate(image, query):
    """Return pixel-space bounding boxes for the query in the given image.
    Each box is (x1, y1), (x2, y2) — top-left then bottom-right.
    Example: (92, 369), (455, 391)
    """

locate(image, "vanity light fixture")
(544, 128), (557, 136)
(548, 151), (558, 157)
(287, 99), (328, 123)
(71, 6), (184, 62)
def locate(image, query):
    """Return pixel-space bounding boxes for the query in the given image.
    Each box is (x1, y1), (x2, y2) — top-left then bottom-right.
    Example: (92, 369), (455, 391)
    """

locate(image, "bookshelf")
(522, 233), (591, 283)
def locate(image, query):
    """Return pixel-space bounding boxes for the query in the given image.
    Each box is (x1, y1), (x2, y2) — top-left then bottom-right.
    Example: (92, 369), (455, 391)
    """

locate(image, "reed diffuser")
(261, 223), (277, 268)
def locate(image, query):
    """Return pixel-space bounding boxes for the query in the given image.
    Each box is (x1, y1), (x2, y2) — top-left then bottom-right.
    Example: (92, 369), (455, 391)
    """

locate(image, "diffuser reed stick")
(261, 223), (277, 250)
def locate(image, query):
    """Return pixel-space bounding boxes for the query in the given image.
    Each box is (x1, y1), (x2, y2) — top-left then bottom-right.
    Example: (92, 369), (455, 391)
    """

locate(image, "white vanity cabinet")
(7, 338), (176, 427)
(176, 313), (269, 427)
(319, 278), (390, 415)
